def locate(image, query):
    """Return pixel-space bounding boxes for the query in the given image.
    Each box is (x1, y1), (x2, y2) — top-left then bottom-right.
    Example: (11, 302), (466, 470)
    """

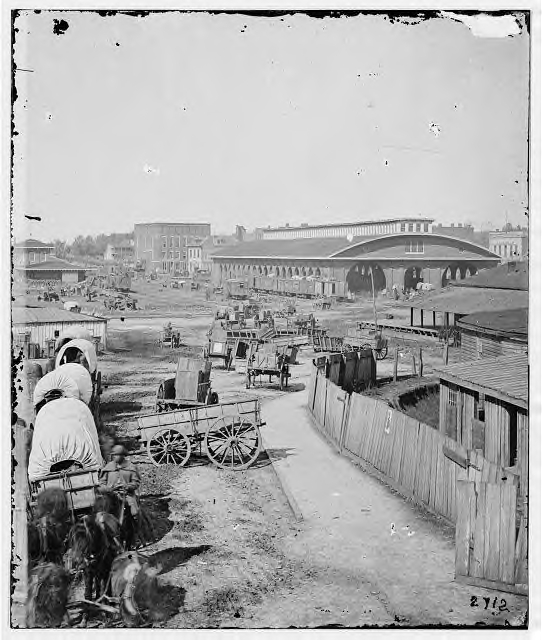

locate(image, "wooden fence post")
(393, 347), (399, 382)
(443, 343), (449, 365)
(418, 348), (423, 378)
(411, 353), (417, 376)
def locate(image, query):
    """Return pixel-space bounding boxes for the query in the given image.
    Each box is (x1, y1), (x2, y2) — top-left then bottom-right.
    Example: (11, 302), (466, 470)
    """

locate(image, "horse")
(66, 512), (121, 601)
(27, 562), (70, 628)
(110, 552), (167, 627)
(28, 488), (71, 568)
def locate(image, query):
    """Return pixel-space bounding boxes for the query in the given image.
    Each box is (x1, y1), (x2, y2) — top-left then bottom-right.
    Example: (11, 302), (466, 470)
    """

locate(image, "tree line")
(53, 232), (133, 259)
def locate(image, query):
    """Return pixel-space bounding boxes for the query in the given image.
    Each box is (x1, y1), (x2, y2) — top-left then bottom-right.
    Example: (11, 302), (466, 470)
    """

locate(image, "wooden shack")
(436, 354), (528, 498)
(456, 308), (527, 362)
(12, 306), (108, 356)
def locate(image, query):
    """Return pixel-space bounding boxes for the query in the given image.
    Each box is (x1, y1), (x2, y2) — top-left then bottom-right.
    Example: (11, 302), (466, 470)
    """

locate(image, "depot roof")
(452, 261), (528, 291)
(16, 257), (90, 271)
(457, 308), (528, 341)
(211, 233), (499, 261)
(406, 287), (528, 316)
(14, 239), (55, 249)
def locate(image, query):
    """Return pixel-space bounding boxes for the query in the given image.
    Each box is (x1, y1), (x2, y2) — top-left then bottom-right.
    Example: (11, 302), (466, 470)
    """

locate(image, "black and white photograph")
(5, 3), (539, 632)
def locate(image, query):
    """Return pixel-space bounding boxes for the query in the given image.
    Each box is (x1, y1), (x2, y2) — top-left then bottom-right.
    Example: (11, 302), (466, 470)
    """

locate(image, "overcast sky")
(12, 10), (529, 243)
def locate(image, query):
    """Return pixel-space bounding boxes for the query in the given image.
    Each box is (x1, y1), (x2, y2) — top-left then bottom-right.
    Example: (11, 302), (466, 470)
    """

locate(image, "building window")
(400, 223), (406, 232)
(424, 223), (429, 232)
(416, 223), (421, 232)
(408, 223), (414, 232)
(29, 252), (36, 263)
(476, 337), (483, 358)
(448, 388), (457, 407)
(161, 236), (167, 249)
(405, 240), (424, 253)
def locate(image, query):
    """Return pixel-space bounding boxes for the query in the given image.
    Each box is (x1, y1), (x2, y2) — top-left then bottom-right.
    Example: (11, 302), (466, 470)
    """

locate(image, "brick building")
(133, 222), (211, 274)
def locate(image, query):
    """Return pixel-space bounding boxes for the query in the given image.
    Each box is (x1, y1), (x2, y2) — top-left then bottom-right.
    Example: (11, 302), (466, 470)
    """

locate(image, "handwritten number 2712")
(470, 596), (509, 612)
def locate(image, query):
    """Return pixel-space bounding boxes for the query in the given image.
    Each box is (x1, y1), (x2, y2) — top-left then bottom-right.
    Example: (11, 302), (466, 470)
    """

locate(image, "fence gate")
(455, 480), (527, 595)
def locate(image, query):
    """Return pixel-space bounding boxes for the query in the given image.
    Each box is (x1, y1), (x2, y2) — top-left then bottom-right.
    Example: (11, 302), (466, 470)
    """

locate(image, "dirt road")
(96, 322), (526, 628)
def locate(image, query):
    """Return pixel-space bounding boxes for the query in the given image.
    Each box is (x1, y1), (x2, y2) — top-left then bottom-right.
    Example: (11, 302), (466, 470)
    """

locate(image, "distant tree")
(53, 238), (68, 259)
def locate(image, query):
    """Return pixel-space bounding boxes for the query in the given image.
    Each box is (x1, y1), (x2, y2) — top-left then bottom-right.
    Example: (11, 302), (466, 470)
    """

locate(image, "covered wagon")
(28, 397), (104, 515)
(55, 338), (102, 426)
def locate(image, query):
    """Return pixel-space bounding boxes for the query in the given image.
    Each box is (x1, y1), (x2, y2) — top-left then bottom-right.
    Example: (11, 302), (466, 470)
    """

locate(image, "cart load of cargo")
(156, 356), (219, 412)
(134, 398), (264, 470)
(28, 396), (103, 514)
(157, 323), (181, 348)
(245, 341), (291, 390)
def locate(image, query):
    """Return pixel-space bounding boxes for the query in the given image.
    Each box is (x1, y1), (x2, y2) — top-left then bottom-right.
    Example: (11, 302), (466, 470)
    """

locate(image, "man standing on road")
(98, 444), (141, 540)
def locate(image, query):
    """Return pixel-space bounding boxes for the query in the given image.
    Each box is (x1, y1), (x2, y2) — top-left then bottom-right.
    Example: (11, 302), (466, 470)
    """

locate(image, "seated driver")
(98, 444), (141, 524)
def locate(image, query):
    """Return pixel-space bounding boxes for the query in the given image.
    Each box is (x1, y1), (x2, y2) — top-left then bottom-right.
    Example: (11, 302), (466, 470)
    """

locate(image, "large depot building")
(212, 218), (501, 293)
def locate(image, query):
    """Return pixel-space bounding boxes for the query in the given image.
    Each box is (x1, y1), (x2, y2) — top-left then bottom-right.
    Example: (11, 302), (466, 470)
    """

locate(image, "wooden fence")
(307, 364), (519, 524)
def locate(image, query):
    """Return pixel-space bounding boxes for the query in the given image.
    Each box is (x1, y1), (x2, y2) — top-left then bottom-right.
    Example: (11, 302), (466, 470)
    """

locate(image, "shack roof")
(452, 262), (528, 291)
(15, 257), (90, 272)
(12, 306), (106, 325)
(405, 287), (528, 316)
(457, 308), (528, 341)
(435, 354), (528, 410)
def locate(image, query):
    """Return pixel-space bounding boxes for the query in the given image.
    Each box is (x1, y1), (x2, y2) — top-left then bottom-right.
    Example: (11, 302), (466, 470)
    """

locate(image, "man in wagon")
(98, 444), (141, 542)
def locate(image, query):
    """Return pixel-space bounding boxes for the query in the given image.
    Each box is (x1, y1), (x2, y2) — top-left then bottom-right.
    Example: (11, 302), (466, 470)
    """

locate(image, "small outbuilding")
(12, 306), (107, 358)
(456, 308), (528, 362)
(435, 354), (528, 495)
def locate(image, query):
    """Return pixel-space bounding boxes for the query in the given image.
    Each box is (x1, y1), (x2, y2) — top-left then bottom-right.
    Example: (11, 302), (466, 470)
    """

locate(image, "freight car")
(247, 275), (347, 300)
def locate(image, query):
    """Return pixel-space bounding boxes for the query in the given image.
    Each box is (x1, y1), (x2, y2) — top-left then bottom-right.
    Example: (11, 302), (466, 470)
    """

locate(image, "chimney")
(458, 223), (463, 228)
(451, 223), (455, 228)
(285, 223), (290, 228)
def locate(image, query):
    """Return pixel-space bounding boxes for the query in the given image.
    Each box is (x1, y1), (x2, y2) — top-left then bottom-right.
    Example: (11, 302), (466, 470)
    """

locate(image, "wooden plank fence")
(307, 365), (520, 524)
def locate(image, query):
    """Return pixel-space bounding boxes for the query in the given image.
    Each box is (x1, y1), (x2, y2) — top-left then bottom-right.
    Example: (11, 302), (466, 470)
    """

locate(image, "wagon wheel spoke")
(147, 429), (191, 467)
(205, 416), (261, 470)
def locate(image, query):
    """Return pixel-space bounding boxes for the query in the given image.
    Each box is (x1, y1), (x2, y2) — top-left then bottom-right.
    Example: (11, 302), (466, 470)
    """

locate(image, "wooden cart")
(157, 325), (181, 349)
(344, 326), (389, 360)
(135, 398), (264, 470)
(156, 356), (218, 411)
(245, 342), (290, 390)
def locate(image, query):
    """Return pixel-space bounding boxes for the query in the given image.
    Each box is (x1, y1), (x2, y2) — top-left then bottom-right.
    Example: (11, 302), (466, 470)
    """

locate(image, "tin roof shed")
(434, 354), (528, 410)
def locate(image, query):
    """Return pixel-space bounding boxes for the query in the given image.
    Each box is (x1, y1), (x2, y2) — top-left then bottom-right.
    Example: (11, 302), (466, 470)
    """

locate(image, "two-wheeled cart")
(245, 341), (290, 390)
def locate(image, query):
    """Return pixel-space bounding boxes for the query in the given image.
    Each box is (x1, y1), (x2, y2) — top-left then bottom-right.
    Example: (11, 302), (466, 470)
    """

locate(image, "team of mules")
(27, 487), (169, 628)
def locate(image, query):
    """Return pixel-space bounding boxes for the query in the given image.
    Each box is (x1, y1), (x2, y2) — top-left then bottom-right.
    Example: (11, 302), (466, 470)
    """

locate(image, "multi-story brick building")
(489, 228), (529, 262)
(133, 222), (211, 274)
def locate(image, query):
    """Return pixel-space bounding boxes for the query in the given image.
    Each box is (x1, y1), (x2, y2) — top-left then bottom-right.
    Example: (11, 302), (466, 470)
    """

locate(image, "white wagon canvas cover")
(28, 397), (103, 481)
(55, 338), (98, 374)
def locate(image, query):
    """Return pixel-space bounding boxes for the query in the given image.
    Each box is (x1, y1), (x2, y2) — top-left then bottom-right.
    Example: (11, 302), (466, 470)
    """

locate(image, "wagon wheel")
(375, 346), (388, 360)
(147, 428), (191, 467)
(205, 416), (261, 470)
